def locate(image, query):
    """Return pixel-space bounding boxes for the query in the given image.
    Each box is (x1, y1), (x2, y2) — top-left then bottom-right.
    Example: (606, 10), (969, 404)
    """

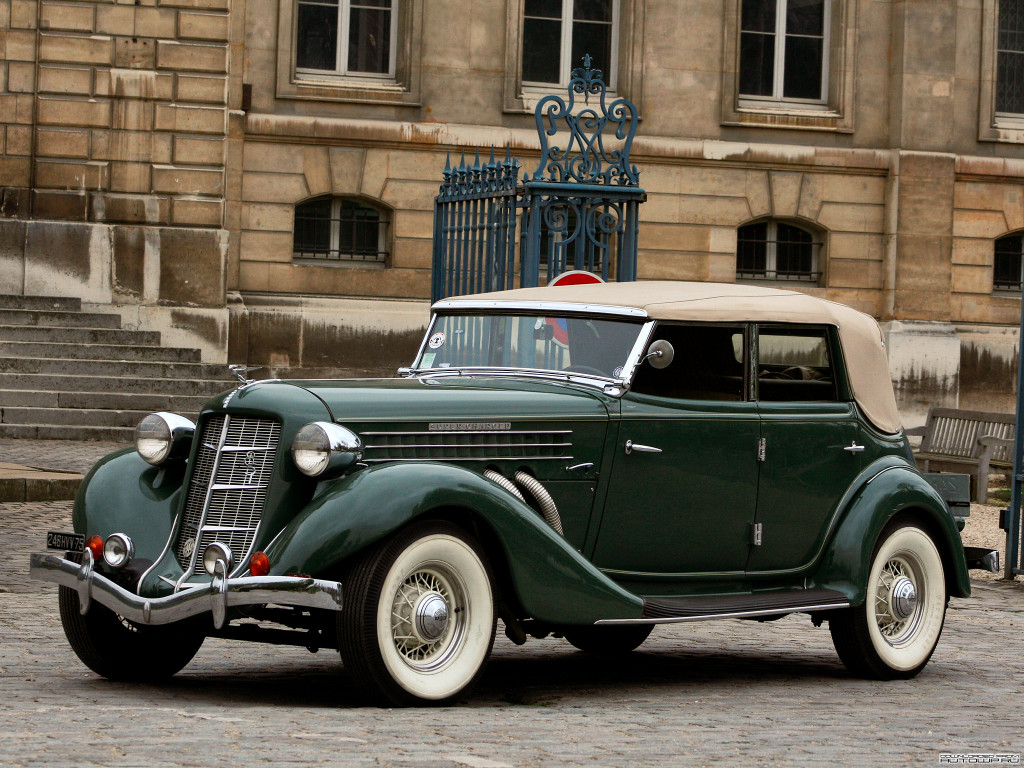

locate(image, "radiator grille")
(359, 429), (573, 463)
(174, 415), (280, 575)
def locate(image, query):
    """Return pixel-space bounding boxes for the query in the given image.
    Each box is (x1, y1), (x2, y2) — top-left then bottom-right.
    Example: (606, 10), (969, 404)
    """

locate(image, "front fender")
(72, 447), (187, 583)
(265, 463), (644, 624)
(810, 459), (971, 603)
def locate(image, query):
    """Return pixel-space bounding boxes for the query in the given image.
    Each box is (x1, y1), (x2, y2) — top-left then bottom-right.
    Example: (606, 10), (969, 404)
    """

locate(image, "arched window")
(736, 220), (822, 282)
(293, 196), (389, 266)
(994, 233), (1024, 290)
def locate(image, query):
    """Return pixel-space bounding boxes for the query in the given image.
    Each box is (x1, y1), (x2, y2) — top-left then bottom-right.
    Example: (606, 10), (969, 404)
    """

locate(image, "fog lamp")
(202, 542), (233, 576)
(102, 533), (134, 568)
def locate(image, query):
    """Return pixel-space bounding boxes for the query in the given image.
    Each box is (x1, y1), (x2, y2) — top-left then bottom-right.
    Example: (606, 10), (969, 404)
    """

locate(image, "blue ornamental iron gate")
(431, 56), (645, 303)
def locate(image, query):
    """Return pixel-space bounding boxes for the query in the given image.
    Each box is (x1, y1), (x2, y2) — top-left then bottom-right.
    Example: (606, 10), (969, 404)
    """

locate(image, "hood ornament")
(228, 364), (261, 385)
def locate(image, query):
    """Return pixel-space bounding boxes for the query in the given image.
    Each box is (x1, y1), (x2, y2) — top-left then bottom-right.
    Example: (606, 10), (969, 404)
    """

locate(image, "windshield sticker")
(612, 366), (624, 378)
(428, 332), (446, 349)
(421, 352), (436, 368)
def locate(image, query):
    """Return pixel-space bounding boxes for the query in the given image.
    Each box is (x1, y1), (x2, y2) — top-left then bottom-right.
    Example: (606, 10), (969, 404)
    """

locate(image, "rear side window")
(756, 327), (837, 402)
(631, 324), (745, 401)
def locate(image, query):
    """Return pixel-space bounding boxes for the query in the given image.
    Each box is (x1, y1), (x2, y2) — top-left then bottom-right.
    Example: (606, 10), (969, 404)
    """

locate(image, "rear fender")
(810, 459), (971, 603)
(265, 463), (644, 624)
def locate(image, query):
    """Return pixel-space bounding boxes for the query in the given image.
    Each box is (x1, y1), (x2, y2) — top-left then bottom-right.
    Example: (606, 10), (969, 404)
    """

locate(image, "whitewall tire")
(339, 521), (496, 706)
(830, 520), (947, 679)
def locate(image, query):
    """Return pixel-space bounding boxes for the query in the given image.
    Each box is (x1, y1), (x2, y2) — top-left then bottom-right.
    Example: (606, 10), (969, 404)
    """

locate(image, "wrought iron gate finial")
(532, 54), (640, 187)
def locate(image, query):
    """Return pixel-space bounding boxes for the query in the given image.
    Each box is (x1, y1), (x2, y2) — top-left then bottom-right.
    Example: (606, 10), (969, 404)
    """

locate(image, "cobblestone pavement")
(1, 445), (1022, 767)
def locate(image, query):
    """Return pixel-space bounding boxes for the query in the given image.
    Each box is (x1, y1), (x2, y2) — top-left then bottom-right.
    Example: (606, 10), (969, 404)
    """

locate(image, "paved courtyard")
(1, 442), (1022, 767)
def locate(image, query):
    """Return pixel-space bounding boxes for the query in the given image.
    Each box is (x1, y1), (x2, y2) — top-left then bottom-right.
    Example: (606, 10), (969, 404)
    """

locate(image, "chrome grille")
(359, 429), (573, 463)
(174, 415), (280, 575)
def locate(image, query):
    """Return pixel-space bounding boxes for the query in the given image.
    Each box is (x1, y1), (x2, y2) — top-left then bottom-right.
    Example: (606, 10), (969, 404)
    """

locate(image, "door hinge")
(751, 522), (763, 546)
(757, 437), (766, 462)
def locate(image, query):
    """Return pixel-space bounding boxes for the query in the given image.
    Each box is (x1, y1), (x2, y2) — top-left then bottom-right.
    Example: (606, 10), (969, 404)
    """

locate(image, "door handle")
(625, 440), (662, 455)
(843, 441), (865, 453)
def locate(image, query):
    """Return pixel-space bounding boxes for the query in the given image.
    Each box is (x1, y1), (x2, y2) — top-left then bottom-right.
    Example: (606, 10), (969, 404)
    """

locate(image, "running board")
(595, 588), (850, 625)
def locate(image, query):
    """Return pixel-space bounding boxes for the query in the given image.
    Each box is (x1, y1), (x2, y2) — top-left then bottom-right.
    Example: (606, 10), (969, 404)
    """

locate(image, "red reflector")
(85, 535), (103, 562)
(249, 551), (270, 577)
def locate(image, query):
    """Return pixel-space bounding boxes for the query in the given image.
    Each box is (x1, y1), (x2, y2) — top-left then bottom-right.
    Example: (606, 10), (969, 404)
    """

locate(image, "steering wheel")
(563, 365), (605, 376)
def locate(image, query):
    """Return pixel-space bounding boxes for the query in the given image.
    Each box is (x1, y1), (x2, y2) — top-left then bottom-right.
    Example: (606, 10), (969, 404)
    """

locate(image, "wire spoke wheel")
(389, 563), (466, 669)
(830, 520), (946, 680)
(339, 521), (496, 706)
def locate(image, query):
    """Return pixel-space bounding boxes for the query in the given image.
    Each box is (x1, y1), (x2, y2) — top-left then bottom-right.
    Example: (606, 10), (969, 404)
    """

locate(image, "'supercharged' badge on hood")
(429, 422), (512, 431)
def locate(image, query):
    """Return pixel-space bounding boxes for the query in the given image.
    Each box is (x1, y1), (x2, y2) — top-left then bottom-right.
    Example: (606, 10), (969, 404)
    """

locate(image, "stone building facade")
(3, 0), (1024, 422)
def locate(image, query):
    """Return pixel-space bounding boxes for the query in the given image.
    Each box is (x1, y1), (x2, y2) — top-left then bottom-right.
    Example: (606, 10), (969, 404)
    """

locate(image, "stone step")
(0, 389), (212, 412)
(0, 423), (135, 441)
(0, 324), (163, 345)
(0, 340), (202, 363)
(0, 308), (122, 329)
(0, 295), (82, 312)
(0, 372), (231, 396)
(0, 356), (230, 379)
(2, 406), (155, 428)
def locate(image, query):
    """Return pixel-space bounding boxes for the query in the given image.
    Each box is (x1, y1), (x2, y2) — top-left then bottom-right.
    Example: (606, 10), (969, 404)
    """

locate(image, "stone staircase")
(0, 295), (233, 440)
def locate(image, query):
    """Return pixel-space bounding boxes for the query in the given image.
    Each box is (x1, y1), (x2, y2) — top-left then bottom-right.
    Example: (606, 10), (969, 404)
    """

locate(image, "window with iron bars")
(293, 197), (389, 266)
(998, 0), (1024, 114)
(994, 233), (1024, 290)
(736, 220), (822, 282)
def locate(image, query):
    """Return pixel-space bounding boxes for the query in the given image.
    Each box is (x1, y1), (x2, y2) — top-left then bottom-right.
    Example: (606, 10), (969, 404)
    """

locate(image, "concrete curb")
(0, 463), (82, 502)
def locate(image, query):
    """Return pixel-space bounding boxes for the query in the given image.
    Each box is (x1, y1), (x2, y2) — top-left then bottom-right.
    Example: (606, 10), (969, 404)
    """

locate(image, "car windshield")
(414, 313), (647, 379)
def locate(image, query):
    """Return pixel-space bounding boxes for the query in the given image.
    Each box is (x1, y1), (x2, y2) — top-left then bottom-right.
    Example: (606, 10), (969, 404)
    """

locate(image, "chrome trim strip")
(138, 510), (182, 593)
(409, 313), (439, 371)
(619, 320), (658, 392)
(209, 483), (270, 491)
(30, 552), (342, 626)
(363, 442), (572, 450)
(866, 465), (902, 484)
(594, 601), (851, 626)
(361, 456), (575, 463)
(431, 300), (649, 318)
(414, 366), (618, 383)
(215, 446), (276, 454)
(359, 430), (573, 436)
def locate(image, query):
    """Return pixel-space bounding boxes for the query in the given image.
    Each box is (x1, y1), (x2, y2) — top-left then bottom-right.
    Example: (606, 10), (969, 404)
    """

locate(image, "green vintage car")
(31, 281), (998, 705)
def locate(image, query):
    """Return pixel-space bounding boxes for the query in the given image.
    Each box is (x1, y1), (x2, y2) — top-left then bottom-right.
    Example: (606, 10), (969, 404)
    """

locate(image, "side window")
(631, 324), (746, 401)
(756, 326), (837, 401)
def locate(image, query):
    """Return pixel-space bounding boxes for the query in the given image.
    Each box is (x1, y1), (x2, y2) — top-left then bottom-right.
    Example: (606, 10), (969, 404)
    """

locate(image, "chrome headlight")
(291, 422), (363, 478)
(102, 533), (134, 569)
(134, 412), (195, 466)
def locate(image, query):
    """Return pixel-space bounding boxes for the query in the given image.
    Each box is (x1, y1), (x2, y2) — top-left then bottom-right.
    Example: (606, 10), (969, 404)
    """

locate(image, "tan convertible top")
(438, 281), (901, 435)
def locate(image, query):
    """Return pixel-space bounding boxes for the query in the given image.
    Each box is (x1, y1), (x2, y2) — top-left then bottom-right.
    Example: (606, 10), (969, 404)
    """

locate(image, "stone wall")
(0, 0), (233, 359)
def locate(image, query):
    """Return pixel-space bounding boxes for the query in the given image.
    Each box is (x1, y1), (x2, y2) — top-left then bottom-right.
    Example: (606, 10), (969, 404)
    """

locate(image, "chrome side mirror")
(644, 339), (675, 369)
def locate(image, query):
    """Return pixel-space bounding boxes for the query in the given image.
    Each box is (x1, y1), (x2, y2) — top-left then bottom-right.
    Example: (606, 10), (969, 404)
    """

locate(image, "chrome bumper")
(964, 546), (1000, 574)
(29, 551), (343, 630)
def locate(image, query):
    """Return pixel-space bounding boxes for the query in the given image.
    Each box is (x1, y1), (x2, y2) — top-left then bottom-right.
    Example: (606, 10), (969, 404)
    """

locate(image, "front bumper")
(29, 551), (343, 630)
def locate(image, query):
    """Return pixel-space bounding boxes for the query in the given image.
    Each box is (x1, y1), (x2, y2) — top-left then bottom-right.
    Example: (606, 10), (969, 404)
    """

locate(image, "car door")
(591, 323), (760, 576)
(746, 324), (864, 572)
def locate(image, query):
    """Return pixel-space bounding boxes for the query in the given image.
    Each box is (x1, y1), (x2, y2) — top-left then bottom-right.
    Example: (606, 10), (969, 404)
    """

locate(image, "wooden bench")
(907, 407), (1015, 502)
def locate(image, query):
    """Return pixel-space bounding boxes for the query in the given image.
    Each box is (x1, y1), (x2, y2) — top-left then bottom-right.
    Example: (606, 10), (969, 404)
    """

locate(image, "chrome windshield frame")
(407, 308), (654, 396)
